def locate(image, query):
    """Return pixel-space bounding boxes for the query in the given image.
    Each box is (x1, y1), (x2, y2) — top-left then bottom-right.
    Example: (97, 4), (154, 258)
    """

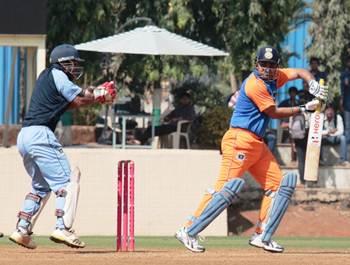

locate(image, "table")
(111, 113), (155, 149)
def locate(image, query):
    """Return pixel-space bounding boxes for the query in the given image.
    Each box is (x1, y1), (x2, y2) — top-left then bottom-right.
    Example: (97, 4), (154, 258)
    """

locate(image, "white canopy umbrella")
(75, 25), (228, 148)
(75, 25), (228, 56)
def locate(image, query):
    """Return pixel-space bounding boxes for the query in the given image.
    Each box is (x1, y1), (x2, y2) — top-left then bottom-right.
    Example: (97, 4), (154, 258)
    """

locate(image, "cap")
(256, 46), (280, 64)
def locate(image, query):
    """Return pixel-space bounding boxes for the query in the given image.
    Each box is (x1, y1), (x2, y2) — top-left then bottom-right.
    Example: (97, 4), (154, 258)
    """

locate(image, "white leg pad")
(63, 167), (81, 229)
(31, 193), (51, 230)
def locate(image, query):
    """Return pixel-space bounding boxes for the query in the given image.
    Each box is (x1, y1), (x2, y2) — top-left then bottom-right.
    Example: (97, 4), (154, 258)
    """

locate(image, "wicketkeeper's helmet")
(50, 44), (84, 80)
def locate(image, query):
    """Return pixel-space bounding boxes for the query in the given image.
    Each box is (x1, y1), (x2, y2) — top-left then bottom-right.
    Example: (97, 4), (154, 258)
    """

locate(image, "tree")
(113, 0), (306, 94)
(308, 0), (350, 98)
(47, 0), (118, 83)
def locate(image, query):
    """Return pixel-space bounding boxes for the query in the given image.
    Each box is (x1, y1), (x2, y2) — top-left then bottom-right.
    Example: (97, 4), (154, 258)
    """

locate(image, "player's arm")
(68, 82), (117, 109)
(264, 100), (320, 119)
(279, 68), (328, 101)
(68, 88), (96, 109)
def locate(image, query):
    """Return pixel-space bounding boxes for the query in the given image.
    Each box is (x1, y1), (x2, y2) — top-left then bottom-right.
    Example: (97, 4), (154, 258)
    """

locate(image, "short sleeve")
(245, 77), (275, 112)
(276, 68), (297, 88)
(52, 69), (82, 102)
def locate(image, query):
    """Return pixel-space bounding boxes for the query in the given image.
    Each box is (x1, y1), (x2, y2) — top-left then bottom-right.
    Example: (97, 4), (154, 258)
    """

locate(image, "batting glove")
(94, 81), (117, 104)
(308, 80), (328, 101)
(299, 99), (320, 113)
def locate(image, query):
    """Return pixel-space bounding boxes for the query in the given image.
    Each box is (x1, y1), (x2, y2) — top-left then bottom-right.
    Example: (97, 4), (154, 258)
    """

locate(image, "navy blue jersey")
(23, 64), (81, 131)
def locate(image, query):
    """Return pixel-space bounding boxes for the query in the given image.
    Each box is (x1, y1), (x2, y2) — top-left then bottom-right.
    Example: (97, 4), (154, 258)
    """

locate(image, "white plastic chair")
(168, 120), (192, 149)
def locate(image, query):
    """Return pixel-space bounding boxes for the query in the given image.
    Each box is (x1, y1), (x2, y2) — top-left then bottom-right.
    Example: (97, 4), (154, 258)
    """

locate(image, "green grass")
(1, 236), (350, 249)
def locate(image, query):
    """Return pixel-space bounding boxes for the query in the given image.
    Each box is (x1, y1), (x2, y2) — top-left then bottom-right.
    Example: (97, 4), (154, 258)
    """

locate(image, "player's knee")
(219, 178), (245, 203)
(279, 172), (297, 197)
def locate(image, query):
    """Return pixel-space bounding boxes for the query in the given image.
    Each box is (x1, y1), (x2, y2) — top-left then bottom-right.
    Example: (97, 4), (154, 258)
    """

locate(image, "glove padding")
(308, 80), (328, 101)
(94, 81), (117, 104)
(299, 99), (321, 113)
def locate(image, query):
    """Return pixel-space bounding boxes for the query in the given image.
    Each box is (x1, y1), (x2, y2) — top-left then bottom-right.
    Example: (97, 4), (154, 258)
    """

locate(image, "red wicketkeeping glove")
(94, 81), (117, 104)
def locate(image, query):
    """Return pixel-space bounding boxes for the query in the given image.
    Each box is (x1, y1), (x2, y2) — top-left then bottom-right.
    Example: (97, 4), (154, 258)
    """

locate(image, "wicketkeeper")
(176, 46), (328, 253)
(9, 44), (116, 249)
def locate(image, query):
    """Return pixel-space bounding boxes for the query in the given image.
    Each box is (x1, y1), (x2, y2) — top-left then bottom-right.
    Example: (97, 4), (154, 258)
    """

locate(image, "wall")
(0, 148), (226, 236)
(1, 147), (349, 236)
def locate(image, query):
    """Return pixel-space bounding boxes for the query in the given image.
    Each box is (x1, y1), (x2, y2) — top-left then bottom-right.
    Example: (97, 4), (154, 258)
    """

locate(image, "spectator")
(264, 126), (277, 154)
(138, 92), (195, 144)
(298, 80), (315, 104)
(227, 90), (240, 109)
(289, 111), (309, 185)
(278, 86), (300, 143)
(309, 57), (328, 82)
(321, 106), (349, 166)
(340, 56), (350, 144)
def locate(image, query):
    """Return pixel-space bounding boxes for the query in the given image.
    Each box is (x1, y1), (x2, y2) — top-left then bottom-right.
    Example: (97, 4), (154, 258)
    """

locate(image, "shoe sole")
(249, 241), (263, 248)
(9, 236), (36, 249)
(263, 246), (284, 253)
(49, 236), (85, 249)
(174, 234), (205, 253)
(249, 240), (284, 253)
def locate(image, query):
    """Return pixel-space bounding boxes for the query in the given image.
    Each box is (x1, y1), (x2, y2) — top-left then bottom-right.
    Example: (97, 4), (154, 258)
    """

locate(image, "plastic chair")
(168, 120), (192, 149)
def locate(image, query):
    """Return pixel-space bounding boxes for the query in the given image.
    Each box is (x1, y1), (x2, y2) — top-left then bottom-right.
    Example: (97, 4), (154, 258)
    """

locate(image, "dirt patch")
(1, 246), (349, 265)
(234, 204), (350, 237)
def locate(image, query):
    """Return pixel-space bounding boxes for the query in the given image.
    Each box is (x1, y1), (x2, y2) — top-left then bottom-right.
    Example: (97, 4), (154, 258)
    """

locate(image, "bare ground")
(1, 246), (350, 265)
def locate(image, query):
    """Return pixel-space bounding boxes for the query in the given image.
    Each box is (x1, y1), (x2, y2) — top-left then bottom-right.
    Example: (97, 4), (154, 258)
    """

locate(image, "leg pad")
(188, 178), (244, 236)
(262, 172), (297, 242)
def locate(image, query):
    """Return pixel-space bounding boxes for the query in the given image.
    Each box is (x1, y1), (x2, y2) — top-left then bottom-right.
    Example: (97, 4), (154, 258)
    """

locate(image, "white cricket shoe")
(9, 228), (37, 249)
(175, 227), (205, 253)
(249, 232), (284, 253)
(50, 228), (85, 248)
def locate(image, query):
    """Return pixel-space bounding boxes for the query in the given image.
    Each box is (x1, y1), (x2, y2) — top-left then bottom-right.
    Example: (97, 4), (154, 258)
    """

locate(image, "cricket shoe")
(249, 232), (284, 253)
(175, 227), (205, 253)
(9, 228), (37, 249)
(50, 228), (85, 248)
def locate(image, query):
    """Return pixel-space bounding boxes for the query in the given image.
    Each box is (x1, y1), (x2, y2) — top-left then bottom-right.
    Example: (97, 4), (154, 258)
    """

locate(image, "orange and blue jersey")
(230, 68), (296, 138)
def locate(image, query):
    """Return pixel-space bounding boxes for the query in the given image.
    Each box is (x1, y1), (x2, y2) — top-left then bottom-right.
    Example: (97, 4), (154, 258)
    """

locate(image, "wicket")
(116, 160), (135, 252)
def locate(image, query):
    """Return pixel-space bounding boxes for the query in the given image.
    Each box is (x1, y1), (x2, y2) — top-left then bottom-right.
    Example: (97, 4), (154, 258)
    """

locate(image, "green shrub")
(197, 106), (232, 149)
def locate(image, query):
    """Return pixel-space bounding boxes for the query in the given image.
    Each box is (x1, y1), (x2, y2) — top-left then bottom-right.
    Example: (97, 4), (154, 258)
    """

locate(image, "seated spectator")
(298, 80), (314, 104)
(309, 56), (328, 82)
(321, 105), (349, 166)
(340, 56), (350, 144)
(278, 86), (300, 143)
(289, 111), (309, 185)
(138, 92), (195, 144)
(227, 90), (240, 109)
(264, 128), (277, 154)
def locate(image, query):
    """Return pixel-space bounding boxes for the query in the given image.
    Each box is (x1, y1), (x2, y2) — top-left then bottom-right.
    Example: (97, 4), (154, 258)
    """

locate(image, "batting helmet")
(49, 44), (84, 80)
(256, 46), (280, 65)
(256, 46), (280, 81)
(49, 44), (84, 64)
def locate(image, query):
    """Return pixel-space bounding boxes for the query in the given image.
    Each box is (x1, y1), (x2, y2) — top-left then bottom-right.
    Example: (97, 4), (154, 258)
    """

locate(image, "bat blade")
(304, 109), (324, 182)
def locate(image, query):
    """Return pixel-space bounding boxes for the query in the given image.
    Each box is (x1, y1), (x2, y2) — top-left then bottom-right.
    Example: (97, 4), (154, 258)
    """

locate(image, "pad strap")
(25, 193), (42, 203)
(18, 211), (32, 221)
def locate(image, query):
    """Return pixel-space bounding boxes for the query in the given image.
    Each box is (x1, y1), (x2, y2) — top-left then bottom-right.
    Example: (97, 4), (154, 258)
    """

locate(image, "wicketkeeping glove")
(299, 99), (320, 113)
(93, 81), (117, 104)
(308, 80), (328, 101)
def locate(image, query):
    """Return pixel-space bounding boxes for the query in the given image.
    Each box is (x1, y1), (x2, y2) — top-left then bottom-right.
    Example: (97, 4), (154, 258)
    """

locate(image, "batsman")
(9, 44), (117, 249)
(176, 46), (328, 253)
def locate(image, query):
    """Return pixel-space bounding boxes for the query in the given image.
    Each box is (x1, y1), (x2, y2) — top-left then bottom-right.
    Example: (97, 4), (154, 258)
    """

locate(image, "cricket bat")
(304, 79), (325, 182)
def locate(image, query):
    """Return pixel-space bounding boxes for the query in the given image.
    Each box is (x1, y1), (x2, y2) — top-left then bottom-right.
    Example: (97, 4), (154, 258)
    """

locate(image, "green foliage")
(47, 0), (117, 81)
(71, 104), (102, 126)
(308, 0), (350, 99)
(46, 0), (305, 126)
(171, 77), (225, 108)
(197, 106), (232, 149)
(113, 0), (306, 87)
